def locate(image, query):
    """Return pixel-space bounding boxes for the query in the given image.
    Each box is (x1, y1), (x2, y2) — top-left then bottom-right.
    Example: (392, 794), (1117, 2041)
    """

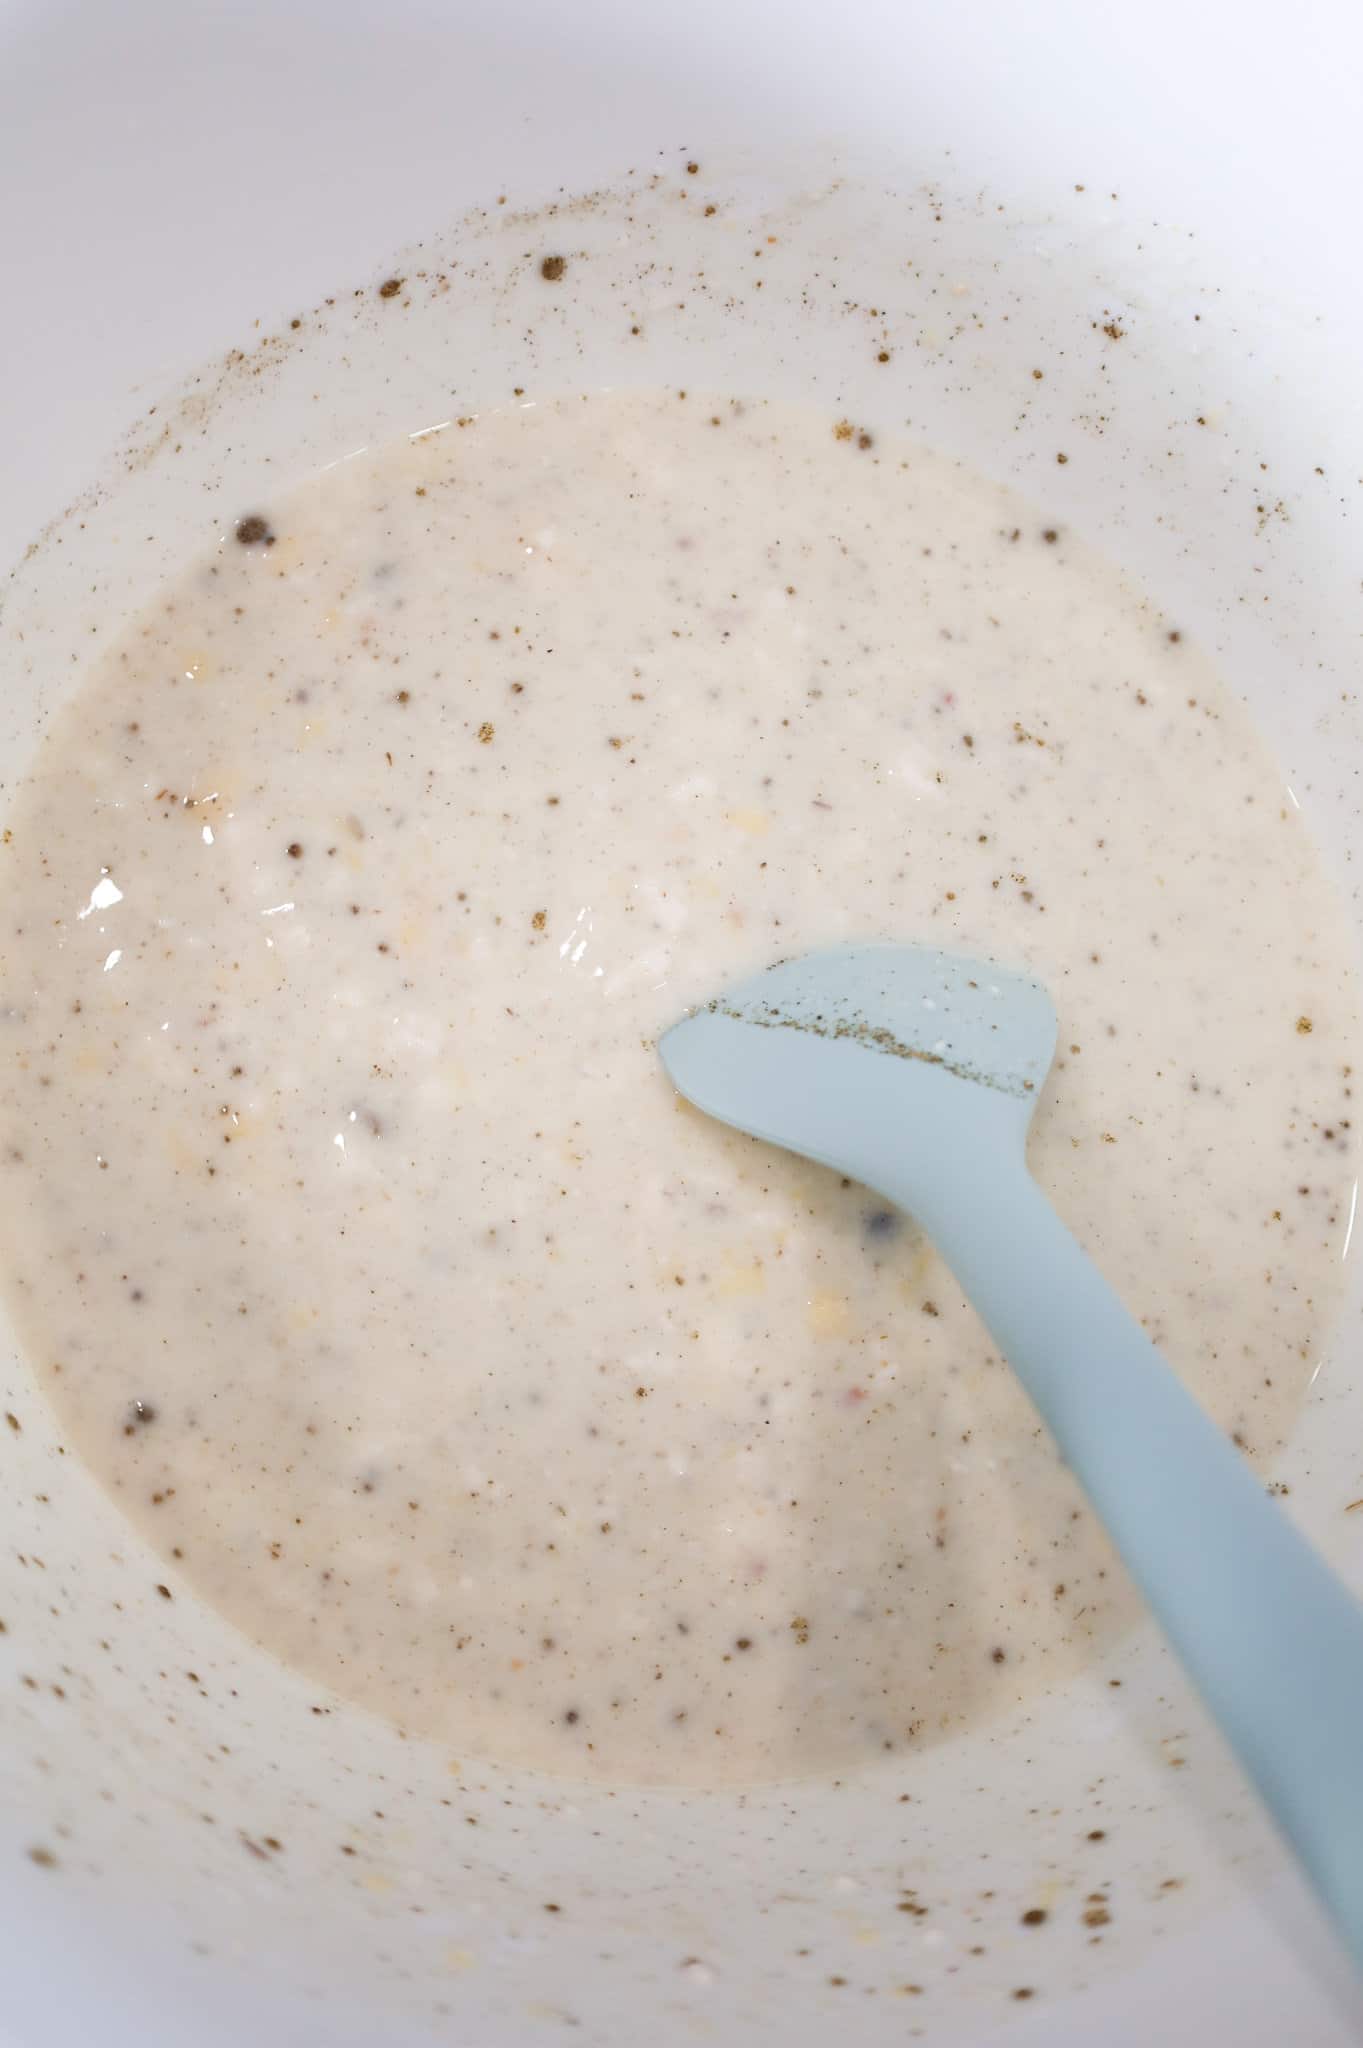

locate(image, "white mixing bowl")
(3, 3), (1363, 2041)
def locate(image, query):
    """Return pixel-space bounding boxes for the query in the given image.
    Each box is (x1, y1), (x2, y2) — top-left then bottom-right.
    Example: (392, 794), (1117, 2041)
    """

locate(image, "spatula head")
(660, 944), (1057, 1202)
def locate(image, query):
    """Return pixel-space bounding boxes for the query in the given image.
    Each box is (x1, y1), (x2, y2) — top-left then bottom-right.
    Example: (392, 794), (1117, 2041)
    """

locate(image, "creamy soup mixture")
(0, 393), (1356, 1785)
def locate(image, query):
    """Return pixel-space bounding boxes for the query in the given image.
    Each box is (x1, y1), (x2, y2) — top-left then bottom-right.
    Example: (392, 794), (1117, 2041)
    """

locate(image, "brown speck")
(286, 842), (303, 860)
(234, 515), (274, 547)
(1042, 529), (1058, 544)
(1056, 451), (1069, 465)
(540, 256), (567, 282)
(543, 1901), (562, 1914)
(857, 431), (874, 450)
(378, 277), (403, 300)
(1012, 1989), (1035, 2003)
(1102, 322), (1124, 340)
(531, 910), (547, 932)
(921, 1300), (939, 1317)
(834, 420), (855, 442)
(735, 1637), (752, 1652)
(1083, 1906), (1111, 1928)
(877, 350), (891, 363)
(26, 1846), (57, 1869)
(563, 1708), (579, 1725)
(1087, 1828), (1106, 1841)
(4, 1412), (19, 1433)
(1297, 1016), (1314, 1035)
(990, 1646), (1006, 1664)
(1021, 1909), (1047, 1927)
(686, 161), (699, 175)
(477, 722), (495, 745)
(156, 1583), (172, 1600)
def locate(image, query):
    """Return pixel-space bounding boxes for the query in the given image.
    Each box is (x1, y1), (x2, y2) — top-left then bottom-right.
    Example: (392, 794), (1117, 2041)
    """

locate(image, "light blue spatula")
(660, 941), (1363, 1970)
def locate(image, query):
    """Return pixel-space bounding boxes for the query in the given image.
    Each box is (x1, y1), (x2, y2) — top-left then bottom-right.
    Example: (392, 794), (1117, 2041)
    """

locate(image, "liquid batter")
(0, 392), (1355, 1784)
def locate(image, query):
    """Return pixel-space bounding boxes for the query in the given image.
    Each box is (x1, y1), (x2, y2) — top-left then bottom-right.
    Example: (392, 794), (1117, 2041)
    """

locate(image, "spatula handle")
(908, 1158), (1363, 1970)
